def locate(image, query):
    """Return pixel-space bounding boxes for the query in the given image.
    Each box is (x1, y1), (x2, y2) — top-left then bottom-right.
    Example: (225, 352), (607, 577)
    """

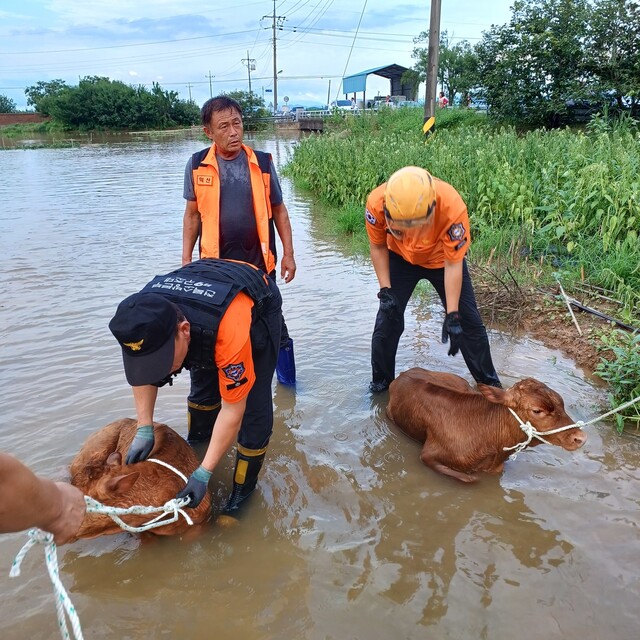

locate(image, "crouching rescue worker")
(108, 258), (282, 511)
(365, 166), (501, 393)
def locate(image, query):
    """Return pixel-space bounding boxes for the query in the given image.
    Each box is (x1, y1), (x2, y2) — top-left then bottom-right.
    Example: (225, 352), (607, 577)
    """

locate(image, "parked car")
(396, 100), (420, 108)
(372, 99), (396, 110)
(330, 99), (357, 113)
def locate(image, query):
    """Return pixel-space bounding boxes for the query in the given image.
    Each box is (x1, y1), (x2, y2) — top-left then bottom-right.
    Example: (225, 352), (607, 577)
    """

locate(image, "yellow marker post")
(423, 116), (435, 140)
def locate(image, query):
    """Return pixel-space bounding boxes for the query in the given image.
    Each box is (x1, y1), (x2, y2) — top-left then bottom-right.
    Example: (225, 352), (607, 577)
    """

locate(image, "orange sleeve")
(436, 180), (471, 263)
(364, 184), (389, 246)
(215, 292), (256, 403)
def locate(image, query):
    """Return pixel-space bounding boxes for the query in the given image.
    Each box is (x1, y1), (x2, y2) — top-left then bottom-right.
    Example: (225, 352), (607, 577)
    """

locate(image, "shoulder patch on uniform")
(197, 175), (213, 186)
(223, 362), (246, 381)
(365, 208), (377, 225)
(447, 222), (466, 242)
(455, 238), (468, 251)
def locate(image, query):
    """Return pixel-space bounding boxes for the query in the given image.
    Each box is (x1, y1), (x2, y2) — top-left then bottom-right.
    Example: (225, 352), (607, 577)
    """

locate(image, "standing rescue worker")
(181, 96), (296, 441)
(109, 258), (282, 511)
(365, 166), (501, 393)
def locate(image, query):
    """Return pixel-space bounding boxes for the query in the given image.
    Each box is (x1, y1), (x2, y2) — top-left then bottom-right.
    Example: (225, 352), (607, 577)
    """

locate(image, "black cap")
(109, 293), (177, 386)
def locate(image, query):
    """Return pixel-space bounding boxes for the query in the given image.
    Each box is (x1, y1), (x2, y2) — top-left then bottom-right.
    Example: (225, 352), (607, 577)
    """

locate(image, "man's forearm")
(369, 242), (391, 289)
(182, 204), (201, 265)
(201, 398), (246, 472)
(272, 203), (294, 257)
(0, 453), (85, 543)
(443, 260), (463, 312)
(132, 385), (159, 426)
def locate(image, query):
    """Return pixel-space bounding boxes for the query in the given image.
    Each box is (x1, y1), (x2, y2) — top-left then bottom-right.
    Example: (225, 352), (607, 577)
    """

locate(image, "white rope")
(8, 456), (195, 640)
(504, 394), (640, 457)
(84, 458), (194, 533)
(147, 457), (189, 483)
(10, 529), (84, 640)
(84, 495), (193, 533)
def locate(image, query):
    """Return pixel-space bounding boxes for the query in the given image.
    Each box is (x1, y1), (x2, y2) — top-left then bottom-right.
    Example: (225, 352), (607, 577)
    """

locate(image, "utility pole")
(241, 51), (256, 96)
(263, 0), (285, 113)
(205, 70), (215, 98)
(186, 83), (193, 102)
(423, 0), (442, 135)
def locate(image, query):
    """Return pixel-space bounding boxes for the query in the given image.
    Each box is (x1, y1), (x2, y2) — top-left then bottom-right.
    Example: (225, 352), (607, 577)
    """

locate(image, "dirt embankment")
(471, 265), (630, 376)
(0, 113), (49, 126)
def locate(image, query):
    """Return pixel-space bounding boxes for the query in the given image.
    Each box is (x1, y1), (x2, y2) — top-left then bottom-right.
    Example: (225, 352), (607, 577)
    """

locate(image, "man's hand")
(441, 311), (464, 356)
(377, 287), (399, 315)
(176, 465), (212, 509)
(280, 254), (297, 283)
(125, 425), (155, 464)
(48, 483), (86, 545)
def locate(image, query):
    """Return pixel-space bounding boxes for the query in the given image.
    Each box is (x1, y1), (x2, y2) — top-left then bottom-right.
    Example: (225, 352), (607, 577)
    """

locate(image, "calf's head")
(477, 378), (587, 451)
(74, 451), (188, 539)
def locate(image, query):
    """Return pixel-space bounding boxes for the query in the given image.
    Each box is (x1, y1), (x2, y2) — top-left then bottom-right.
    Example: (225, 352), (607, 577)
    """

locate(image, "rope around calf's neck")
(504, 394), (640, 457)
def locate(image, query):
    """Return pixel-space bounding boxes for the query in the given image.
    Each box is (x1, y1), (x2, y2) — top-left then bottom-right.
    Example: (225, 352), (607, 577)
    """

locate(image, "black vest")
(140, 259), (272, 374)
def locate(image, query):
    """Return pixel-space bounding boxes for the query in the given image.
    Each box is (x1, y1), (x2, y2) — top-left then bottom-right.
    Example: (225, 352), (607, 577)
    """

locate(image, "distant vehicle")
(330, 99), (357, 112)
(396, 100), (420, 108)
(469, 98), (488, 111)
(372, 99), (396, 110)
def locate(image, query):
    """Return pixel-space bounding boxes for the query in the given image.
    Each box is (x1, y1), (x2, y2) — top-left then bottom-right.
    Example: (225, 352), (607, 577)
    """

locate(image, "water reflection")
(0, 132), (639, 640)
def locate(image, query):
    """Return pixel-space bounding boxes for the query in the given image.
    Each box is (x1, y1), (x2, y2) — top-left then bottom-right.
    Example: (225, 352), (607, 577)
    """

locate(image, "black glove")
(441, 311), (464, 356)
(377, 287), (398, 315)
(125, 425), (155, 465)
(176, 465), (212, 509)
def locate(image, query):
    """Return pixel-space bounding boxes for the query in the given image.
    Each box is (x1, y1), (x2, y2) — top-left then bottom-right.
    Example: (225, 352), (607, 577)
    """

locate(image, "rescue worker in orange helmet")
(109, 258), (282, 511)
(365, 166), (501, 393)
(181, 96), (296, 443)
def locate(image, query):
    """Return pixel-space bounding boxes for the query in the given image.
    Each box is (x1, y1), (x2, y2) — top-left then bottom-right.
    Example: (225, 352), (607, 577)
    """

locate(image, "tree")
(583, 0), (640, 114)
(400, 69), (421, 101)
(0, 94), (17, 113)
(39, 76), (200, 129)
(476, 0), (592, 127)
(24, 79), (68, 115)
(223, 90), (270, 129)
(411, 30), (481, 105)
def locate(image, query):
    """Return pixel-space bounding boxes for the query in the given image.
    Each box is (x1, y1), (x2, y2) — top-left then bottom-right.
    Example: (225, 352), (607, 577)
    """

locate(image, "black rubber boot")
(224, 445), (267, 512)
(187, 402), (221, 443)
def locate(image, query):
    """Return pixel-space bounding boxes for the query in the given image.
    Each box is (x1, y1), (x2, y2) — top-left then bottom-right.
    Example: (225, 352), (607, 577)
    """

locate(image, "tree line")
(407, 0), (639, 128)
(0, 78), (270, 131)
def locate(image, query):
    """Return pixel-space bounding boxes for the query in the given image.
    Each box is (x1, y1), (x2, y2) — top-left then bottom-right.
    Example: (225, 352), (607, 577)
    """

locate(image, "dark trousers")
(371, 252), (500, 387)
(189, 279), (282, 450)
(268, 269), (290, 348)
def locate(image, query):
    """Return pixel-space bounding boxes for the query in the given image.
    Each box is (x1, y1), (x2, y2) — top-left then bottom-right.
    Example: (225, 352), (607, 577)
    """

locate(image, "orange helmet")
(384, 166), (437, 224)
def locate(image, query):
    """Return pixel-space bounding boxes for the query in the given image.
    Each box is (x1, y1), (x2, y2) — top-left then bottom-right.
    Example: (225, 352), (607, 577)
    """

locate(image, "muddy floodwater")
(0, 131), (638, 640)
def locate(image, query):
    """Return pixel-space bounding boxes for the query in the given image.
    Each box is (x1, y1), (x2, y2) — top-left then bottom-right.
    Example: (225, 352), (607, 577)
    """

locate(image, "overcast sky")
(0, 0), (514, 110)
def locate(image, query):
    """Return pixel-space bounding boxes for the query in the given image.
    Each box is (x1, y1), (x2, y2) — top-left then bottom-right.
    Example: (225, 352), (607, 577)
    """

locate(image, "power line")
(0, 28), (264, 56)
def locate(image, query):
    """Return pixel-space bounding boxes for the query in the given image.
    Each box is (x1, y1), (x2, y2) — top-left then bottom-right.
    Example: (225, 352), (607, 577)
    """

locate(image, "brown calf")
(70, 418), (212, 538)
(386, 368), (587, 482)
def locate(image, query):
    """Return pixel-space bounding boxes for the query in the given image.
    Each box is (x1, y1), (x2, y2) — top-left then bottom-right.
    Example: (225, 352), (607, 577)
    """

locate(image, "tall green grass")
(284, 108), (640, 430)
(284, 109), (640, 313)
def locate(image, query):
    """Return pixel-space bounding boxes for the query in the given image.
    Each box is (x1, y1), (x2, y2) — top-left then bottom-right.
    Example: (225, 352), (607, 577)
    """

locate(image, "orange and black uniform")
(365, 179), (500, 387)
(142, 259), (282, 451)
(189, 143), (278, 275)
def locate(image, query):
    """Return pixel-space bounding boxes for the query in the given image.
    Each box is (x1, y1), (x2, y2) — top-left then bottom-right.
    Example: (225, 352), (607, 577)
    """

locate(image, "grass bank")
(283, 108), (640, 431)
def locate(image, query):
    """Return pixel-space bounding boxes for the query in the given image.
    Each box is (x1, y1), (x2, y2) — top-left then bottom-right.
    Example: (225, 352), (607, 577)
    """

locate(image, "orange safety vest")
(192, 143), (275, 274)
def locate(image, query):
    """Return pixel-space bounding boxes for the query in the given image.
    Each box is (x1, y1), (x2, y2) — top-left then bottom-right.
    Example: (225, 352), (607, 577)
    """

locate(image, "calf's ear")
(106, 452), (123, 467)
(105, 471), (140, 494)
(478, 384), (507, 405)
